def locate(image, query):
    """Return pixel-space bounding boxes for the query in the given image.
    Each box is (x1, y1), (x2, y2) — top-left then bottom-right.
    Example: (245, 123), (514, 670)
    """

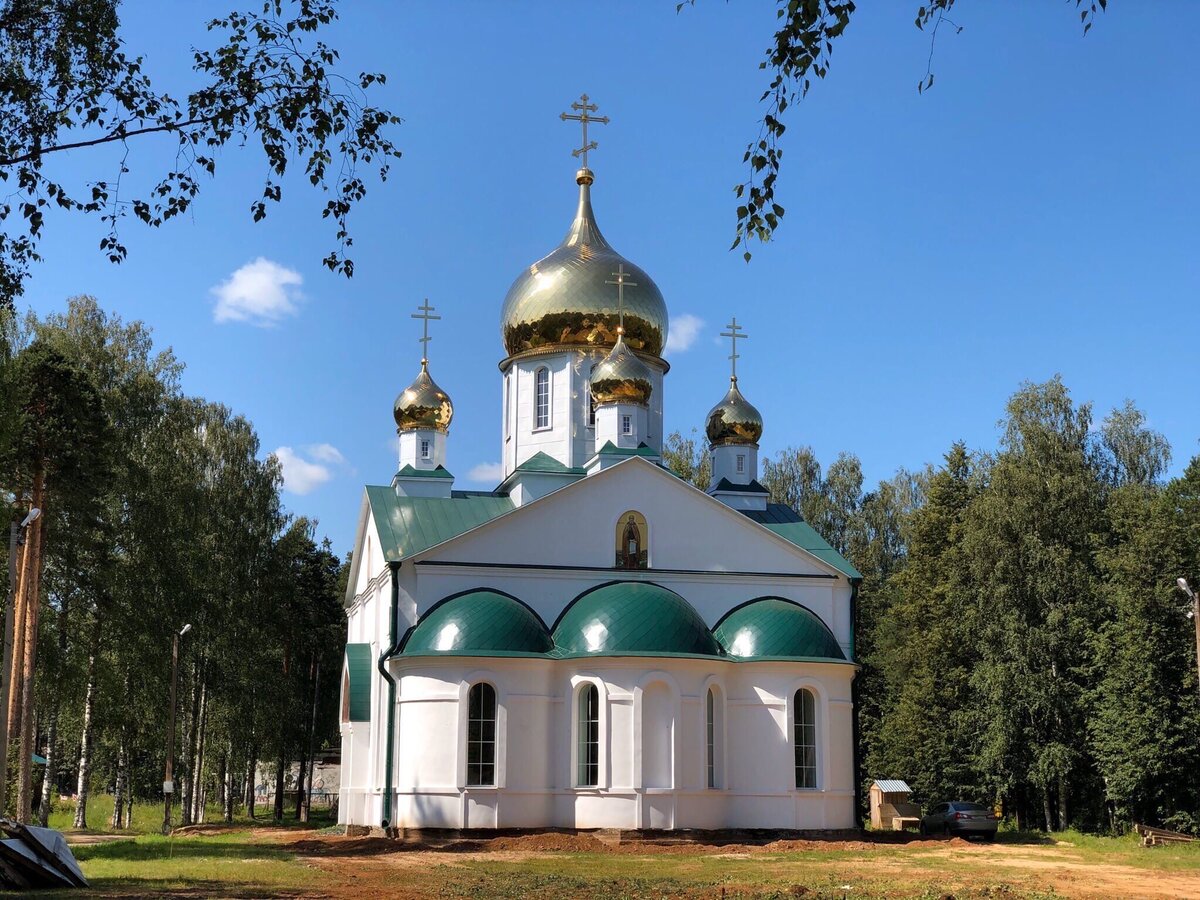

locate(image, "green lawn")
(46, 795), (330, 835)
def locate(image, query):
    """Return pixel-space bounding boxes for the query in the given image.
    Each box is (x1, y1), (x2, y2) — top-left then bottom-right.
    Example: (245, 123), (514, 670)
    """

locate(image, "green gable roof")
(551, 581), (723, 659)
(365, 486), (514, 561)
(713, 598), (847, 662)
(514, 451), (586, 475)
(741, 504), (862, 580)
(395, 464), (454, 479)
(595, 441), (660, 458)
(401, 590), (554, 657)
(344, 643), (373, 721)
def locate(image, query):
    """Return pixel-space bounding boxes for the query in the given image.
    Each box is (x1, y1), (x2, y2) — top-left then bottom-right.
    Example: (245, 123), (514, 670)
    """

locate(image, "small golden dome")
(591, 333), (654, 406)
(500, 174), (668, 360)
(705, 377), (763, 446)
(394, 361), (453, 433)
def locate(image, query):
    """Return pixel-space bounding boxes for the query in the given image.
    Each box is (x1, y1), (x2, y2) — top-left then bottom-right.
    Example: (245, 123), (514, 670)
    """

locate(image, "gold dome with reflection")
(705, 377), (764, 446)
(500, 168), (668, 360)
(591, 333), (654, 406)
(393, 361), (454, 433)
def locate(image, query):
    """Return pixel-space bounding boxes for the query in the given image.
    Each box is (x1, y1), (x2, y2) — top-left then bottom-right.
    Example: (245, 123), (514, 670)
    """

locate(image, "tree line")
(0, 297), (345, 828)
(665, 378), (1200, 833)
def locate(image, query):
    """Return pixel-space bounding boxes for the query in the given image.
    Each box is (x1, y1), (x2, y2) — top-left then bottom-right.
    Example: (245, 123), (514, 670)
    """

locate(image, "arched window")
(794, 688), (817, 789)
(467, 683), (497, 787)
(577, 683), (600, 787)
(587, 364), (597, 427)
(534, 367), (550, 429)
(706, 688), (716, 788)
(615, 511), (648, 569)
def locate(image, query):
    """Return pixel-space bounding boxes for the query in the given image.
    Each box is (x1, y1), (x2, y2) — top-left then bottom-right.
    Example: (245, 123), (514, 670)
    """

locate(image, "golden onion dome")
(591, 333), (654, 406)
(393, 361), (453, 433)
(705, 377), (764, 446)
(500, 168), (668, 360)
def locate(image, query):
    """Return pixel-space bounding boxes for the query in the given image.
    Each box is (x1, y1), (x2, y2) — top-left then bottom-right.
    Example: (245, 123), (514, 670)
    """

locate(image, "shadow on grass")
(36, 879), (311, 899)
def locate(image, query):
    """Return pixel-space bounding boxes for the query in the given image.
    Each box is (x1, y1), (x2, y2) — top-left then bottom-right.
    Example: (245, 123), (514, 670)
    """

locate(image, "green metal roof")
(513, 451), (586, 475)
(365, 486), (514, 561)
(344, 643), (373, 721)
(595, 441), (660, 458)
(401, 590), (554, 657)
(710, 477), (769, 494)
(395, 464), (454, 479)
(713, 597), (846, 662)
(741, 504), (862, 579)
(551, 581), (723, 658)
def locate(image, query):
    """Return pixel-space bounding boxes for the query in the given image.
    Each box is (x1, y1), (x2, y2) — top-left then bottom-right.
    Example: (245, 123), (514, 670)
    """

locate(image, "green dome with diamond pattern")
(401, 590), (553, 657)
(551, 581), (723, 658)
(713, 597), (845, 661)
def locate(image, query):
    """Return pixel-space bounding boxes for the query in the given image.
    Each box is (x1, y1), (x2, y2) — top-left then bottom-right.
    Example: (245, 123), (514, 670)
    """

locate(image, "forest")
(664, 379), (1200, 834)
(0, 297), (346, 830)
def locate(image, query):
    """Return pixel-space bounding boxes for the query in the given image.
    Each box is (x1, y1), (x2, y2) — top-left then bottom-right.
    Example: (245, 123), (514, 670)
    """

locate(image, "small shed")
(869, 779), (920, 831)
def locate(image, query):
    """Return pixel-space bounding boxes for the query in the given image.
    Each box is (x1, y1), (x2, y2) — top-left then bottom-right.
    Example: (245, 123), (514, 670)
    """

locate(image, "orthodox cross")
(411, 299), (440, 363)
(605, 264), (637, 335)
(721, 317), (748, 380)
(560, 93), (609, 169)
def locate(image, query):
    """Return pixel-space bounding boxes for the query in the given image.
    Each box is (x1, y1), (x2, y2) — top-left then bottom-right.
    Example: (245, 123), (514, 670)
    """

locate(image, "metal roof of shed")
(872, 779), (912, 793)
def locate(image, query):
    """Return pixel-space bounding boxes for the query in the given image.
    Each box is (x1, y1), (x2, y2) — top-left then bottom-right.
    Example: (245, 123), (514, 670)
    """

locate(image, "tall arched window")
(467, 683), (497, 787)
(794, 688), (817, 789)
(706, 688), (716, 789)
(615, 511), (648, 569)
(577, 683), (600, 787)
(534, 367), (550, 429)
(587, 364), (597, 427)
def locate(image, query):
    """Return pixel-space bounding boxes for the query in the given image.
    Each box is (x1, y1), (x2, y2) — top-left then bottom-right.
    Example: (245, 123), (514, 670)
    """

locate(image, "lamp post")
(1177, 578), (1200, 697)
(162, 623), (192, 835)
(1, 506), (39, 812)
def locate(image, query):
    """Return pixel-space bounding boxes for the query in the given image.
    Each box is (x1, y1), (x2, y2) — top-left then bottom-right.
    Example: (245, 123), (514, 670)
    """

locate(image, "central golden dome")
(394, 361), (453, 434)
(591, 333), (654, 406)
(500, 169), (668, 359)
(706, 377), (763, 446)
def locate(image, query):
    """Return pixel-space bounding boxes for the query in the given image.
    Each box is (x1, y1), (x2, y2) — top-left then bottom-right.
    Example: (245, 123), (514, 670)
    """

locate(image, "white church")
(339, 97), (861, 832)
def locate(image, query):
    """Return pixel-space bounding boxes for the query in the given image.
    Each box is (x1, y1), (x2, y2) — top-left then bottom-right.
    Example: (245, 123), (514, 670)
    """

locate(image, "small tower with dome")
(706, 318), (767, 511)
(393, 300), (455, 498)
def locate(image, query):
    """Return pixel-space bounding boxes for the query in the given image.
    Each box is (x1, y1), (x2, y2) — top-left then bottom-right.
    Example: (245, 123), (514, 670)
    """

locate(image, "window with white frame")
(504, 374), (511, 441)
(420, 438), (431, 460)
(587, 364), (597, 427)
(794, 688), (817, 789)
(621, 414), (632, 435)
(706, 688), (716, 788)
(534, 367), (550, 429)
(466, 683), (497, 787)
(736, 454), (745, 474)
(577, 683), (600, 787)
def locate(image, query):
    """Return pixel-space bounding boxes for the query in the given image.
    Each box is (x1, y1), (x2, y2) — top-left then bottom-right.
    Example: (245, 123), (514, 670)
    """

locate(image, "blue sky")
(19, 1), (1200, 555)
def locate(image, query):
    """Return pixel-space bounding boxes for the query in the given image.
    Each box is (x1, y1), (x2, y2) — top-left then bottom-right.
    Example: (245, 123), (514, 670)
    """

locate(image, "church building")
(339, 97), (861, 832)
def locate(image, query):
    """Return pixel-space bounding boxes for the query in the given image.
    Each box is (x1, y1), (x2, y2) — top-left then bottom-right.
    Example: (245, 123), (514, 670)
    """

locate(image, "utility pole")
(0, 507), (38, 814)
(162, 623), (191, 835)
(1177, 578), (1200, 697)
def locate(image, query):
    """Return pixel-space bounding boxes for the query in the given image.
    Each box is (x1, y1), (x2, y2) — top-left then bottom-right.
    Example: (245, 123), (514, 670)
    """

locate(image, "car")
(919, 801), (999, 840)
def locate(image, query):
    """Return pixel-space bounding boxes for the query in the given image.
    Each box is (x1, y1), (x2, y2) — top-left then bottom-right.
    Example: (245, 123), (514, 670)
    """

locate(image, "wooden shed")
(869, 779), (920, 831)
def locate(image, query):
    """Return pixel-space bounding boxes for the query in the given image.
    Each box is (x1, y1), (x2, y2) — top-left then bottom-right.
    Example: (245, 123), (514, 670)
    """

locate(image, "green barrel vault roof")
(551, 581), (723, 658)
(713, 597), (846, 661)
(365, 486), (514, 561)
(344, 643), (373, 721)
(400, 590), (554, 657)
(741, 503), (862, 579)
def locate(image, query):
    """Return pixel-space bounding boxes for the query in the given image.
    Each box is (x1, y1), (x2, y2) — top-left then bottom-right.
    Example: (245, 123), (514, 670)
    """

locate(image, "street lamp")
(162, 623), (192, 835)
(1177, 578), (1200, 697)
(1, 505), (41, 813)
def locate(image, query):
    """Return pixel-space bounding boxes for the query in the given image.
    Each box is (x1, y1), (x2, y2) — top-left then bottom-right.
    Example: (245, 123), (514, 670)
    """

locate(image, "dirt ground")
(262, 828), (1200, 899)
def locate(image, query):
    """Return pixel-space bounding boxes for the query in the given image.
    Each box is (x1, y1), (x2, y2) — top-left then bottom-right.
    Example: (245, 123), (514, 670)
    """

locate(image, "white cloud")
(306, 443), (346, 465)
(272, 446), (333, 495)
(212, 257), (303, 326)
(467, 461), (504, 484)
(665, 314), (704, 354)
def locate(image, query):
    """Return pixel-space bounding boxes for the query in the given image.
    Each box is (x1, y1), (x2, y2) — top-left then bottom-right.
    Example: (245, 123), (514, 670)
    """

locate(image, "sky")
(18, 1), (1200, 555)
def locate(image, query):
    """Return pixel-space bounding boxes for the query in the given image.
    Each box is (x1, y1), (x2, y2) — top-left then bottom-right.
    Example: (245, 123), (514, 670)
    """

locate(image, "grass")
(46, 795), (333, 835)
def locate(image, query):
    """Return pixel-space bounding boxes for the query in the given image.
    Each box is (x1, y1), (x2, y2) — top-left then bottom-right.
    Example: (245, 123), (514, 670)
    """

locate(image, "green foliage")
(0, 0), (400, 308)
(661, 429), (711, 490)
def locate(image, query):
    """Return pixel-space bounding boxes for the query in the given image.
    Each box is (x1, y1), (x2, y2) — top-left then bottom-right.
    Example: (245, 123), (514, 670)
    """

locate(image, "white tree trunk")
(72, 632), (99, 830)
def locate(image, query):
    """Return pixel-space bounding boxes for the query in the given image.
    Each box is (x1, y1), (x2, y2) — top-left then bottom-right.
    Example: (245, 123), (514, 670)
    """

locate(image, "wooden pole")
(16, 494), (44, 823)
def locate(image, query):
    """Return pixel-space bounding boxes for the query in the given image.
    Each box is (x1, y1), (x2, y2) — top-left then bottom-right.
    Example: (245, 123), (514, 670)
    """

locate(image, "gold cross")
(720, 317), (748, 380)
(411, 299), (441, 363)
(605, 264), (637, 335)
(560, 93), (610, 170)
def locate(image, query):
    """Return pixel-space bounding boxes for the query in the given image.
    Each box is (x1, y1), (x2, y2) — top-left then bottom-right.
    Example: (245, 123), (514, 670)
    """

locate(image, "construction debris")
(0, 819), (88, 889)
(1135, 823), (1198, 847)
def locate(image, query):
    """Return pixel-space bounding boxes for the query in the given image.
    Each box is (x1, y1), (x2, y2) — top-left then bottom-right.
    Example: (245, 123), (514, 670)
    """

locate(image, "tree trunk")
(223, 744), (234, 823)
(71, 615), (101, 829)
(35, 706), (56, 827)
(1057, 774), (1068, 832)
(14, 479), (44, 823)
(300, 657), (320, 823)
(110, 724), (128, 829)
(180, 661), (200, 827)
(246, 745), (257, 819)
(191, 672), (208, 823)
(5, 475), (40, 743)
(1043, 792), (1053, 833)
(273, 752), (286, 823)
